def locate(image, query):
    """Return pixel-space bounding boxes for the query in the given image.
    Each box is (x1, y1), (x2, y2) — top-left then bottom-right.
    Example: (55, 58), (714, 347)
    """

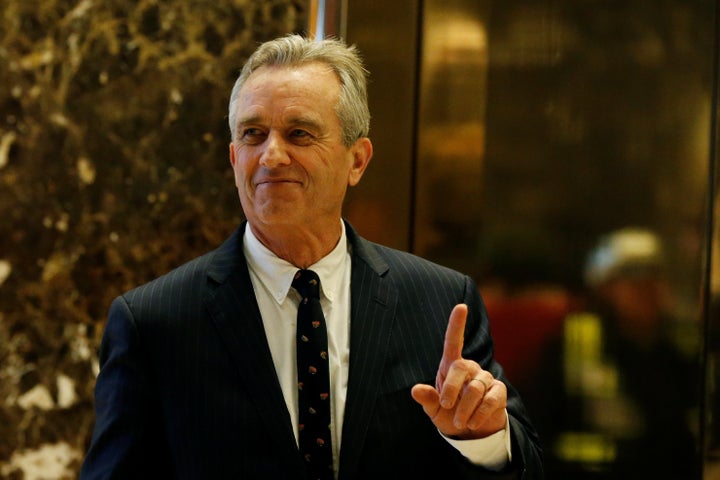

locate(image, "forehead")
(237, 63), (341, 112)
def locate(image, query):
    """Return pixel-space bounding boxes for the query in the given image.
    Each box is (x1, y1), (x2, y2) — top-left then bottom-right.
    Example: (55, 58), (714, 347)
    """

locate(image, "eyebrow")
(236, 114), (324, 133)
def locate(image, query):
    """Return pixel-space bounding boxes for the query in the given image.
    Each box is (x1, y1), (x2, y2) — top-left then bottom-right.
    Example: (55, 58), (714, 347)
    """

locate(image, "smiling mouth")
(255, 178), (300, 187)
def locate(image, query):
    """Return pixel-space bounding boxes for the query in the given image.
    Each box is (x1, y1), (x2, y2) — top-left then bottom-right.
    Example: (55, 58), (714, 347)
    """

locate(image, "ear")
(229, 142), (237, 167)
(348, 137), (373, 187)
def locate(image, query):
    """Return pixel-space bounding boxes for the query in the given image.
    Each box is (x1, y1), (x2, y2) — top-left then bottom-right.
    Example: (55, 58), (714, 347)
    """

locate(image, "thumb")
(411, 384), (441, 416)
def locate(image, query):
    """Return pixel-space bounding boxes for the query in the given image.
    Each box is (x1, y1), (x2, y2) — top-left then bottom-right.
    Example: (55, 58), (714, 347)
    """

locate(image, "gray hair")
(228, 34), (370, 147)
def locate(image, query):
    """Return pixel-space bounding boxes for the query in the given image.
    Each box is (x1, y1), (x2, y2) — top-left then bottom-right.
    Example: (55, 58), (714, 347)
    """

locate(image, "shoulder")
(349, 227), (471, 292)
(377, 242), (463, 278)
(116, 252), (212, 316)
(122, 227), (243, 306)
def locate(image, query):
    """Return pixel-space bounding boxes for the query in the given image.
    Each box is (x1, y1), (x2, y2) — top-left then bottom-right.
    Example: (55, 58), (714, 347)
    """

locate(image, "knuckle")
(466, 382), (486, 395)
(480, 389), (504, 410)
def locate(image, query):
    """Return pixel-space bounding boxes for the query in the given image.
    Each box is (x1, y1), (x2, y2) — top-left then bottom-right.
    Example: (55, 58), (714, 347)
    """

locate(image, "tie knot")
(292, 269), (321, 299)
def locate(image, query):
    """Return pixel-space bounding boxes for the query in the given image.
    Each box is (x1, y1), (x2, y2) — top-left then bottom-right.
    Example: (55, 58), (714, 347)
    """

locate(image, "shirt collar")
(243, 221), (348, 304)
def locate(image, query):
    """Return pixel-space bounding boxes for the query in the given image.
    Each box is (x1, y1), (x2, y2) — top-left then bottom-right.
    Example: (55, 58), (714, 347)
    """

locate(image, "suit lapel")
(202, 225), (303, 471)
(338, 224), (398, 478)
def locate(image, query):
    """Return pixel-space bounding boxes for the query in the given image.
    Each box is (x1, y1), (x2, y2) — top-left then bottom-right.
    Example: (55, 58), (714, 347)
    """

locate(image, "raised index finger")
(442, 304), (468, 364)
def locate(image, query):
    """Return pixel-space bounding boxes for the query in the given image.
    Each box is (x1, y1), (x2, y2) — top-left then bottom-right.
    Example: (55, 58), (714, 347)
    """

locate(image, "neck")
(249, 220), (343, 269)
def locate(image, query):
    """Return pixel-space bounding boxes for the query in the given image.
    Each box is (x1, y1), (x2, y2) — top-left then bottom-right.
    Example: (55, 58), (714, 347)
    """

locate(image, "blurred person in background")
(529, 227), (700, 479)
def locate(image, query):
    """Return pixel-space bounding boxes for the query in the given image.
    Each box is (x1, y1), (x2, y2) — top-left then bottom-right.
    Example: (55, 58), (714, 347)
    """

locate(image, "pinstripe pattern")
(81, 222), (542, 480)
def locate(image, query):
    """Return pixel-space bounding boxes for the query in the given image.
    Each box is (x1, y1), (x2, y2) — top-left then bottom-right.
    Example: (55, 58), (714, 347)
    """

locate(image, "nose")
(259, 131), (291, 168)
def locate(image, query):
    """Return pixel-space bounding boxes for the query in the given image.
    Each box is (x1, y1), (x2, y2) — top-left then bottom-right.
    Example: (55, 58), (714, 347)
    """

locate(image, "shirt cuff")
(441, 409), (512, 471)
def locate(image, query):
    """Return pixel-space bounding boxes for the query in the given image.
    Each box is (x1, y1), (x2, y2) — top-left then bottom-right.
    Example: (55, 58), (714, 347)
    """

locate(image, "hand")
(411, 304), (507, 439)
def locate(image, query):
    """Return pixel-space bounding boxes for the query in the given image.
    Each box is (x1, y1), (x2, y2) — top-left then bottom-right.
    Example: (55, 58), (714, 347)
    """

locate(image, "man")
(81, 35), (542, 479)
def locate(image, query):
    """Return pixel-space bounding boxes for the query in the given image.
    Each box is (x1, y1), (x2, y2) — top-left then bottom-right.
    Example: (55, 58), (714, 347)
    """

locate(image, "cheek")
(323, 174), (351, 204)
(323, 151), (354, 184)
(231, 154), (253, 186)
(231, 162), (243, 190)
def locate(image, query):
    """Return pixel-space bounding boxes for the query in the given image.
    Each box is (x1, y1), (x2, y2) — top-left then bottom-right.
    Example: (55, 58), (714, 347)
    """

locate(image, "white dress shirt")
(243, 222), (510, 475)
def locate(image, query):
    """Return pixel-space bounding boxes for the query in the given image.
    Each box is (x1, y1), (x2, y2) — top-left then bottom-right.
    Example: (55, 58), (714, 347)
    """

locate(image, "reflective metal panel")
(414, 0), (490, 266)
(707, 31), (720, 476)
(344, 0), (420, 250)
(413, 1), (712, 478)
(345, 0), (714, 476)
(708, 185), (720, 478)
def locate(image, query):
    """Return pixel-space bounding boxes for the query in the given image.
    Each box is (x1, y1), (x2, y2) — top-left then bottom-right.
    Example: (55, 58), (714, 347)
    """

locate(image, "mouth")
(254, 178), (302, 188)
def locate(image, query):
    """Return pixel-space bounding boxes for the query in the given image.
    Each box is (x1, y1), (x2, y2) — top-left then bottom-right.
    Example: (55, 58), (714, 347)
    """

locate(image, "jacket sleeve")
(461, 275), (544, 479)
(80, 296), (173, 479)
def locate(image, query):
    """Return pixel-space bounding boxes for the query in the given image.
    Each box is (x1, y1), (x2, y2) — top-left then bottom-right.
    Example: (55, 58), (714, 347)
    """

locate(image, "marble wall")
(0, 1), (307, 477)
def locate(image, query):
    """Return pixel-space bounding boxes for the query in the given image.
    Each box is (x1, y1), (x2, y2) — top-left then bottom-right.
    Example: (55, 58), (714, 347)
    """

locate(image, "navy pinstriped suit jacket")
(81, 221), (543, 479)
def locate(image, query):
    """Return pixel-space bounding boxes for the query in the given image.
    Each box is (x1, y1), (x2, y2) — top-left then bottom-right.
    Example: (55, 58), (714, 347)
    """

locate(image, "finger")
(439, 358), (475, 409)
(467, 380), (507, 432)
(411, 384), (441, 418)
(441, 304), (468, 365)
(453, 373), (494, 428)
(452, 384), (486, 429)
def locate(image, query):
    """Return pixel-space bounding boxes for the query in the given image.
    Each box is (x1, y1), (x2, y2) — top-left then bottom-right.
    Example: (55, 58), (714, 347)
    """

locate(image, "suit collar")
(207, 219), (387, 274)
(206, 223), (246, 285)
(343, 220), (390, 277)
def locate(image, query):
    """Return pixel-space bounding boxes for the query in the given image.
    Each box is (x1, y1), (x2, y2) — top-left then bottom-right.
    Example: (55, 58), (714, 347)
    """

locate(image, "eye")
(240, 128), (265, 145)
(290, 129), (309, 138)
(289, 129), (313, 145)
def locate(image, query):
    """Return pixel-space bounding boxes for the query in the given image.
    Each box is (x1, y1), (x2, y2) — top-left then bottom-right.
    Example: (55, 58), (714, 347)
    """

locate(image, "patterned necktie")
(292, 269), (333, 480)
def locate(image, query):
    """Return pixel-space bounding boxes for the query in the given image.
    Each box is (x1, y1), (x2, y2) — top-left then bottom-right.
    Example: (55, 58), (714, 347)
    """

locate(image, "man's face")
(229, 62), (371, 234)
